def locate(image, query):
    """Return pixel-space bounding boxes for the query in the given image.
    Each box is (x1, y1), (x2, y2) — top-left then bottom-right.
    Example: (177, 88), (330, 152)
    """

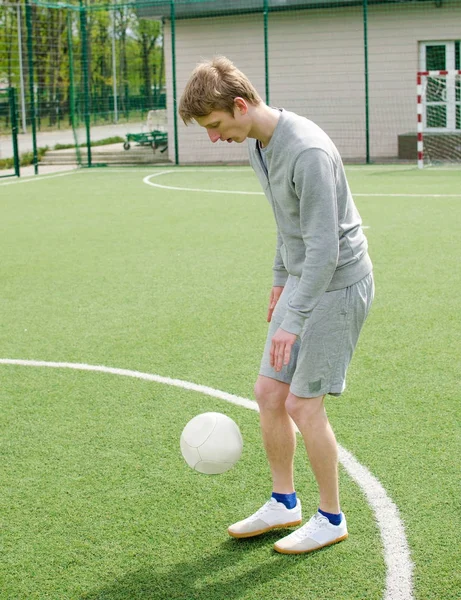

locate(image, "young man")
(179, 57), (374, 554)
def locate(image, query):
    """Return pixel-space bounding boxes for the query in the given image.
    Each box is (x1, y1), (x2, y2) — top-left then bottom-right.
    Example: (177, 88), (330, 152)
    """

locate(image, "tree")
(113, 4), (134, 117)
(89, 10), (112, 119)
(0, 1), (18, 90)
(47, 7), (66, 126)
(131, 18), (161, 109)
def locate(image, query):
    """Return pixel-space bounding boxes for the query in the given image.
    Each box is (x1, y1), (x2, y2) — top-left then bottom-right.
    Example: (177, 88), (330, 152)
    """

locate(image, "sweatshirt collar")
(256, 107), (285, 153)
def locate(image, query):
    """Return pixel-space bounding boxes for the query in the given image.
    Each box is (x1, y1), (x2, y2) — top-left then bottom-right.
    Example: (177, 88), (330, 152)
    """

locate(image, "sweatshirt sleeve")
(280, 148), (339, 335)
(273, 228), (289, 287)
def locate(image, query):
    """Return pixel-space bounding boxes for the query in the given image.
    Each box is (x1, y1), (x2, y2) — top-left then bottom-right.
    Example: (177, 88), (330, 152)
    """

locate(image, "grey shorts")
(259, 272), (374, 398)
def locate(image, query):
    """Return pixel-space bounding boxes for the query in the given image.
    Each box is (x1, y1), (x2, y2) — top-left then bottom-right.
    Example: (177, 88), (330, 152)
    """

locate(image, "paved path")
(0, 164), (77, 178)
(0, 122), (144, 159)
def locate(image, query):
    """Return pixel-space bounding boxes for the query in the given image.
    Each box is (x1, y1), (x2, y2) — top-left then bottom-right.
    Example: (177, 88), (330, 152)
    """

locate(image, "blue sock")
(271, 491), (297, 509)
(318, 508), (342, 526)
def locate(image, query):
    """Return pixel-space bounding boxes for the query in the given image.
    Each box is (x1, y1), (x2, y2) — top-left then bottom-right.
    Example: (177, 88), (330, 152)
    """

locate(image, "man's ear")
(234, 97), (248, 115)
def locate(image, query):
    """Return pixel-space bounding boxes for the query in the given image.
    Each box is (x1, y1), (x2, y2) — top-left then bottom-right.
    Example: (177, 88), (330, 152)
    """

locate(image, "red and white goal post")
(417, 70), (461, 169)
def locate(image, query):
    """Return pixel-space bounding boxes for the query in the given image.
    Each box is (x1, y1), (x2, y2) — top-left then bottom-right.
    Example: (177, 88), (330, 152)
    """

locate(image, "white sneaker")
(228, 498), (302, 539)
(274, 512), (348, 554)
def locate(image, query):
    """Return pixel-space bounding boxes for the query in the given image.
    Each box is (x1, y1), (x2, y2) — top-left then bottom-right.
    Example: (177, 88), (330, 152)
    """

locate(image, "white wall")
(163, 0), (461, 163)
(267, 6), (366, 159)
(367, 0), (461, 158)
(164, 14), (265, 164)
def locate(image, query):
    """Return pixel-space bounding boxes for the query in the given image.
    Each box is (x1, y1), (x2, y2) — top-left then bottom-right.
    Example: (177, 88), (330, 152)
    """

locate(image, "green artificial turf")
(0, 166), (460, 599)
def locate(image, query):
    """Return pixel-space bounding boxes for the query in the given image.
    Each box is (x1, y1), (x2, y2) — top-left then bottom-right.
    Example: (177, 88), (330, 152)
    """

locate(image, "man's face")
(195, 105), (251, 144)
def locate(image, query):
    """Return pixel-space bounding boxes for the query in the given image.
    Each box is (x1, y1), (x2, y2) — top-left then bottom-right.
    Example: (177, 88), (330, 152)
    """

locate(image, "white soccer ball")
(180, 412), (243, 475)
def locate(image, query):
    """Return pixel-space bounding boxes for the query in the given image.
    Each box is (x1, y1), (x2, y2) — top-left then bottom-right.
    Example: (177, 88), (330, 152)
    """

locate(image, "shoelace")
(293, 514), (329, 539)
(249, 500), (277, 522)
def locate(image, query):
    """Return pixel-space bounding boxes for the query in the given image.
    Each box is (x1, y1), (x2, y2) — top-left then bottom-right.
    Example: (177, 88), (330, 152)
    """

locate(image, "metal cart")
(123, 110), (168, 153)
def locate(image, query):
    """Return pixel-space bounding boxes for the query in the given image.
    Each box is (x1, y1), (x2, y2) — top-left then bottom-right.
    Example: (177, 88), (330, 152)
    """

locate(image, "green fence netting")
(1, 0), (460, 172)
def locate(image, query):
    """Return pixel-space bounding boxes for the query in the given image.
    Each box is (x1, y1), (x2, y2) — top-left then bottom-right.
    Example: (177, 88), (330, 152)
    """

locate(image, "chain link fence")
(1, 0), (460, 173)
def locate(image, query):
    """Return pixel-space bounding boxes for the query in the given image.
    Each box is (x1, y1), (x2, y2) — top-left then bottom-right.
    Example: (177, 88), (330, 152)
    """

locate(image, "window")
(426, 45), (446, 70)
(420, 41), (461, 131)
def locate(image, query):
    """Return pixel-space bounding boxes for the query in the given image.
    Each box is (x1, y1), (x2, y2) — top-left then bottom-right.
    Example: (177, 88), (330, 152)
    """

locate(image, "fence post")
(25, 0), (38, 175)
(17, 5), (27, 134)
(9, 87), (20, 177)
(79, 0), (92, 167)
(363, 0), (370, 164)
(111, 8), (118, 124)
(264, 0), (270, 105)
(67, 9), (82, 167)
(170, 1), (179, 165)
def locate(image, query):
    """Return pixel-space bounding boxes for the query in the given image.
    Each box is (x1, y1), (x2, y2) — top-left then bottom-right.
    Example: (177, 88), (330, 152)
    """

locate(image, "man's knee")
(254, 375), (289, 411)
(285, 392), (326, 425)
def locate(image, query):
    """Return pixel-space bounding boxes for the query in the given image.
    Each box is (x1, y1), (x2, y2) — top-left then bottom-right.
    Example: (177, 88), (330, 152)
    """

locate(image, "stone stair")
(40, 143), (171, 167)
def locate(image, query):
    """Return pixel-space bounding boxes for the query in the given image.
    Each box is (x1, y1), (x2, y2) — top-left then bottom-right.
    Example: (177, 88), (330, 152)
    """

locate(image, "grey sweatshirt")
(248, 109), (372, 336)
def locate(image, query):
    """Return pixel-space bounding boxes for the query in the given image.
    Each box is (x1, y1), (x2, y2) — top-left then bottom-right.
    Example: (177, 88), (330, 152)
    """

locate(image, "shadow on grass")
(80, 530), (301, 600)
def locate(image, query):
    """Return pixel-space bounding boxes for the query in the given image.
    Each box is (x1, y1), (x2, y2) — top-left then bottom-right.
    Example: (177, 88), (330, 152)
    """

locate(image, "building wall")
(267, 6), (366, 159)
(164, 0), (461, 164)
(165, 14), (265, 164)
(367, 1), (461, 158)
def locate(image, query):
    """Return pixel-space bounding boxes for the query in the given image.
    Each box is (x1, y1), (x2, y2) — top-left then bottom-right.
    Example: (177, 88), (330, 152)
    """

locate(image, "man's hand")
(270, 328), (297, 372)
(267, 286), (284, 322)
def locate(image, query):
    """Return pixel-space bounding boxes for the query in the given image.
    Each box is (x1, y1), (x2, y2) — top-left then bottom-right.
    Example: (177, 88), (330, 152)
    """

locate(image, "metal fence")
(1, 0), (460, 173)
(0, 0), (166, 172)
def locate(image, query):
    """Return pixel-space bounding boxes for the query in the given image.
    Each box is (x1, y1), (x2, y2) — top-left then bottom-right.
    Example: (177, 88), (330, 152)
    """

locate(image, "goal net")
(417, 70), (461, 168)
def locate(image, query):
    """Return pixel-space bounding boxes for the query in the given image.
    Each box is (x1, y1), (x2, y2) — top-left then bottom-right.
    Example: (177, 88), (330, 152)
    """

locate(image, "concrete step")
(41, 156), (167, 165)
(40, 144), (170, 166)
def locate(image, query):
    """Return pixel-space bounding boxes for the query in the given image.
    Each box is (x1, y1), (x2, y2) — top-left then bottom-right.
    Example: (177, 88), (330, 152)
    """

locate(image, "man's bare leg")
(285, 392), (340, 514)
(227, 375), (301, 538)
(272, 392), (347, 554)
(254, 375), (296, 493)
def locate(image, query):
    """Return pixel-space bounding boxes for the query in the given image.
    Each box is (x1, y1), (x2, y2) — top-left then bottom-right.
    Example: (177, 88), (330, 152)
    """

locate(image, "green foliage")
(0, 138), (127, 171)
(53, 136), (125, 150)
(0, 2), (165, 131)
(0, 146), (48, 170)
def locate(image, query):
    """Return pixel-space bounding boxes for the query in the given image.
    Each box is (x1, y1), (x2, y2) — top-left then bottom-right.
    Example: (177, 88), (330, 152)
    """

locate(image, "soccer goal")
(417, 70), (461, 168)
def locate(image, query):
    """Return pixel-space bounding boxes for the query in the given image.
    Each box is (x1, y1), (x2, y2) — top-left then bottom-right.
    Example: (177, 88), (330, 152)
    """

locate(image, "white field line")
(2, 167), (458, 199)
(345, 165), (461, 172)
(77, 168), (252, 174)
(354, 193), (461, 197)
(143, 170), (262, 195)
(143, 170), (461, 198)
(0, 357), (414, 600)
(0, 170), (78, 186)
(74, 165), (461, 174)
(339, 446), (414, 600)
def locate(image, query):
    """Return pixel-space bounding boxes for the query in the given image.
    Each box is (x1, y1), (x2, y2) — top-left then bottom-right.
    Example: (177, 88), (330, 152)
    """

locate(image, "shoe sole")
(273, 533), (348, 554)
(228, 519), (302, 539)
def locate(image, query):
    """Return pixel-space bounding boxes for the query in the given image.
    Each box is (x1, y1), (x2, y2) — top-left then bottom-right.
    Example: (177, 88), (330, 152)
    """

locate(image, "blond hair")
(179, 56), (262, 124)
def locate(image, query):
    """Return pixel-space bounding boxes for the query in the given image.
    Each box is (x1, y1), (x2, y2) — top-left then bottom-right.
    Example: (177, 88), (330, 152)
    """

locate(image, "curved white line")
(143, 170), (459, 198)
(0, 358), (256, 411)
(143, 171), (263, 195)
(0, 358), (413, 599)
(338, 447), (414, 600)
